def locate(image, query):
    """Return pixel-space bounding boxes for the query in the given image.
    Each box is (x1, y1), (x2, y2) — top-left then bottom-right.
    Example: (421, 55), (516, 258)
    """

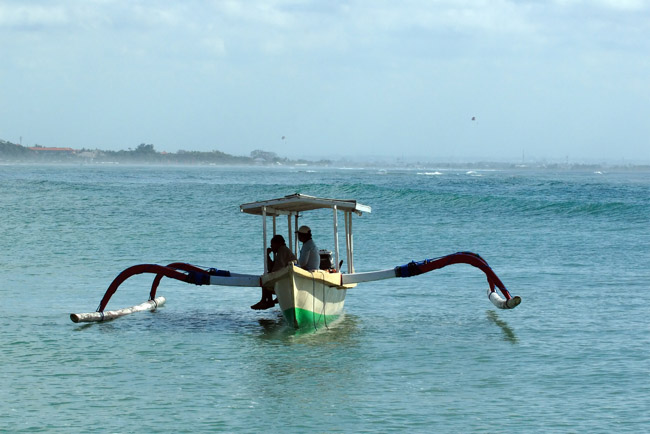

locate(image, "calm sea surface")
(1, 164), (648, 433)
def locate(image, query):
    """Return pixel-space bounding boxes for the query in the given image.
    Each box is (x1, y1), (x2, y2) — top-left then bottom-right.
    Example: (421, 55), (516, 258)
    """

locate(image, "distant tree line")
(0, 140), (331, 166)
(6, 138), (641, 169)
(0, 140), (33, 158)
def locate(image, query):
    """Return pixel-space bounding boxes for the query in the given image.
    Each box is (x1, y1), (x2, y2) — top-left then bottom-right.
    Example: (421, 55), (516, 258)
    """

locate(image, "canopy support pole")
(287, 214), (293, 255)
(333, 205), (340, 271)
(346, 211), (354, 273)
(262, 206), (268, 274)
(294, 213), (300, 255)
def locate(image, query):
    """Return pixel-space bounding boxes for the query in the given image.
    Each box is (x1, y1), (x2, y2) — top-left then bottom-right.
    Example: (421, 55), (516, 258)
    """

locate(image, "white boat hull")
(261, 265), (356, 328)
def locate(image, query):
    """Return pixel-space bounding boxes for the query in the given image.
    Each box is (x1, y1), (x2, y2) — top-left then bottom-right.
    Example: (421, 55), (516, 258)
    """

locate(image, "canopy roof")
(240, 193), (371, 217)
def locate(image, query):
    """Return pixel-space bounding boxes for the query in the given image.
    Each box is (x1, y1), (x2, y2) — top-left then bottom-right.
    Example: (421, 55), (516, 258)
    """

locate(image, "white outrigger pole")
(71, 194), (520, 327)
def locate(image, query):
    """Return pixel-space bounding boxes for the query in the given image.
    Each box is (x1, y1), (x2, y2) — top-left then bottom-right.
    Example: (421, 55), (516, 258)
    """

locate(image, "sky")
(1, 0), (649, 163)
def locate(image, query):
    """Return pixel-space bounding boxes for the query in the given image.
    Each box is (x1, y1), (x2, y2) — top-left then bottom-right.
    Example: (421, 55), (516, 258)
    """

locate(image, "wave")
(328, 181), (649, 223)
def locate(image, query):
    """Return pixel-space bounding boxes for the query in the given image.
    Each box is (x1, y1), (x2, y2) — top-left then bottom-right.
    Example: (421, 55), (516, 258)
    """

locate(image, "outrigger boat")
(71, 194), (521, 328)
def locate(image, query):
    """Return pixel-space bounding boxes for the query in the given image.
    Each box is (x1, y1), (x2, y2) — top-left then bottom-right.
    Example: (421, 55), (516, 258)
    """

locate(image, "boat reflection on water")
(256, 312), (361, 341)
(486, 310), (518, 343)
(255, 313), (365, 392)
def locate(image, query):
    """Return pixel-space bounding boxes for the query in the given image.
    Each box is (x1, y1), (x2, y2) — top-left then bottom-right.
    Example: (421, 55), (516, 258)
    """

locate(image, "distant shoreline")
(1, 139), (648, 171)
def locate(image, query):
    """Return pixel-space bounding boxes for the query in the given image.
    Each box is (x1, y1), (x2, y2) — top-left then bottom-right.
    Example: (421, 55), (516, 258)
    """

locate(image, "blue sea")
(1, 164), (648, 433)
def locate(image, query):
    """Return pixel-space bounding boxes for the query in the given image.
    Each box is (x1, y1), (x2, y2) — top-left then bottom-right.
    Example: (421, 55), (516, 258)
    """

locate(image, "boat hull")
(261, 265), (355, 329)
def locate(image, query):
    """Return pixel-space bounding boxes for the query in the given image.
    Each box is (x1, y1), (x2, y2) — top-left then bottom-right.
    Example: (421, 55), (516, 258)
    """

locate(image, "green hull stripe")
(282, 307), (340, 329)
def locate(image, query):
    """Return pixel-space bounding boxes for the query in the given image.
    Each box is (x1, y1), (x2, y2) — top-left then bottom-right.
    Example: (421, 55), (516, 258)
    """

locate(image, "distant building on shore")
(30, 146), (75, 154)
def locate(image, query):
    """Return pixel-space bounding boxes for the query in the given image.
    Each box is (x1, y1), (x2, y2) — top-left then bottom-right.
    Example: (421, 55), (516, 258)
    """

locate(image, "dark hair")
(271, 234), (286, 245)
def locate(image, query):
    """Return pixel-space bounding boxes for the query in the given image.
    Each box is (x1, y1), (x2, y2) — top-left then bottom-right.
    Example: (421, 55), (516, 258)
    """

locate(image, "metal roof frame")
(240, 194), (370, 275)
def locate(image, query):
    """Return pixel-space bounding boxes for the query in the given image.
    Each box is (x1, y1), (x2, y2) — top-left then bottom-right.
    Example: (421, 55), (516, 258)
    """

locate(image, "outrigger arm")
(70, 251), (519, 323)
(342, 252), (521, 309)
(70, 263), (260, 323)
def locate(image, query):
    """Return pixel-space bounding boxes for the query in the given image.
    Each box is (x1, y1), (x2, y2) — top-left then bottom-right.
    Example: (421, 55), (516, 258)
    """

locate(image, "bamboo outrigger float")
(71, 194), (521, 328)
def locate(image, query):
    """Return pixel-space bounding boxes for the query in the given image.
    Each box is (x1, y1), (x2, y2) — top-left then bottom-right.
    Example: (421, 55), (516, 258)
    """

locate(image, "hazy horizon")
(1, 1), (649, 164)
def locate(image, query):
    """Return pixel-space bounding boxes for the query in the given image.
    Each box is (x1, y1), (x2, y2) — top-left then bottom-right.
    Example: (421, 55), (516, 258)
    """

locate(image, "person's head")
(297, 225), (312, 242)
(270, 234), (286, 252)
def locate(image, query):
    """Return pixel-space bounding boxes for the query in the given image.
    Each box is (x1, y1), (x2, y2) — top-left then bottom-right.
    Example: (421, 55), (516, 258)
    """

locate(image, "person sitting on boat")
(251, 234), (297, 310)
(297, 225), (320, 270)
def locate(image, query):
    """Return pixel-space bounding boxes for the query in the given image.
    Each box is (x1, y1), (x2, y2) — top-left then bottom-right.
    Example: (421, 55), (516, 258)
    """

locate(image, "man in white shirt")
(297, 225), (320, 270)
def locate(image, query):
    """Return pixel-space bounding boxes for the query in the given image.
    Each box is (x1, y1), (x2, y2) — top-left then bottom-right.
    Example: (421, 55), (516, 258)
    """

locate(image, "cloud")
(354, 0), (536, 34)
(2, 1), (643, 63)
(555, 0), (649, 11)
(1, 0), (648, 161)
(0, 3), (68, 29)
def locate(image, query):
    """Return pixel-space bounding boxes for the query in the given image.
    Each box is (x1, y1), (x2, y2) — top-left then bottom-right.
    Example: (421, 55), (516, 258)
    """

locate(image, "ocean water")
(1, 164), (648, 433)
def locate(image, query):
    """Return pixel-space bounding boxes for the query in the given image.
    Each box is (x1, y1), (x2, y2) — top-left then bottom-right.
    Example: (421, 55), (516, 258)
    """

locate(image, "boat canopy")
(240, 194), (371, 275)
(240, 194), (371, 217)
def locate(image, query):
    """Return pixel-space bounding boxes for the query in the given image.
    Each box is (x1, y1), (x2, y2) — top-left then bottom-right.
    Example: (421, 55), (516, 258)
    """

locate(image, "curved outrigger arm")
(341, 251), (521, 309)
(88, 263), (259, 313)
(71, 262), (262, 323)
(98, 263), (262, 312)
